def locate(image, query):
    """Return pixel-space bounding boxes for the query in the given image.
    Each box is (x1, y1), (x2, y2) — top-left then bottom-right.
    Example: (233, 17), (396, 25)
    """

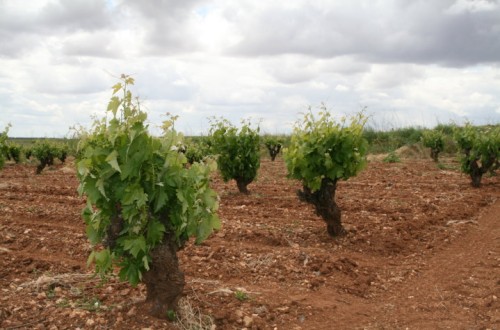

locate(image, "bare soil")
(0, 156), (499, 329)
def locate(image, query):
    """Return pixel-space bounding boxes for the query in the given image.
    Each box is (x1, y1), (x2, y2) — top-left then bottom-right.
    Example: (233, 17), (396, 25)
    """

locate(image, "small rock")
(127, 306), (136, 316)
(254, 305), (268, 316)
(243, 315), (253, 327)
(120, 288), (130, 296)
(69, 310), (79, 318)
(276, 306), (290, 313)
(86, 319), (95, 326)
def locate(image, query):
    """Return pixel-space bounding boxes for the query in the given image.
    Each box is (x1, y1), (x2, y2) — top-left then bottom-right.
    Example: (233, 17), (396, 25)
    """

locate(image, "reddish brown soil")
(0, 157), (499, 329)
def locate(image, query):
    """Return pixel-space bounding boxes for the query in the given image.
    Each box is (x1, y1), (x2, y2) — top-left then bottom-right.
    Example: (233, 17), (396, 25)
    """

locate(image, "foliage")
(263, 136), (283, 161)
(422, 129), (444, 162)
(383, 151), (401, 163)
(32, 140), (59, 174)
(55, 143), (69, 163)
(25, 146), (34, 160)
(455, 123), (499, 187)
(24, 147), (32, 159)
(234, 290), (249, 301)
(209, 118), (260, 194)
(183, 138), (208, 164)
(7, 144), (22, 163)
(285, 108), (368, 191)
(0, 124), (10, 170)
(364, 126), (423, 154)
(76, 75), (220, 286)
(284, 107), (368, 237)
(435, 123), (455, 136)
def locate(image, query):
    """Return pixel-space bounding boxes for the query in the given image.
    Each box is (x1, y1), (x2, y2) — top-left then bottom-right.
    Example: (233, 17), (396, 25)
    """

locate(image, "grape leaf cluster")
(77, 76), (220, 285)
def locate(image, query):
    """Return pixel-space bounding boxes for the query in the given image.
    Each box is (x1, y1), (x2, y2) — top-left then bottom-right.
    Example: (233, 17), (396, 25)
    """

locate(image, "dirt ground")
(0, 155), (499, 330)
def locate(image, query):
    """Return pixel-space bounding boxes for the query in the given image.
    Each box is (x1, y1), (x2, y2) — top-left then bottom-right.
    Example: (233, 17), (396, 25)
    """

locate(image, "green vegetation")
(32, 140), (58, 174)
(363, 126), (423, 154)
(31, 140), (69, 174)
(209, 118), (260, 194)
(455, 123), (499, 187)
(76, 75), (220, 317)
(57, 143), (69, 163)
(6, 144), (22, 163)
(234, 290), (249, 301)
(284, 108), (368, 237)
(183, 137), (209, 164)
(422, 129), (445, 162)
(0, 124), (10, 170)
(383, 151), (401, 163)
(263, 136), (283, 161)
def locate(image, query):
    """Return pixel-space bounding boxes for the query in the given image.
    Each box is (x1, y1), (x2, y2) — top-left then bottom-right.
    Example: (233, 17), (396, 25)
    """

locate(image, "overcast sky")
(1, 0), (500, 137)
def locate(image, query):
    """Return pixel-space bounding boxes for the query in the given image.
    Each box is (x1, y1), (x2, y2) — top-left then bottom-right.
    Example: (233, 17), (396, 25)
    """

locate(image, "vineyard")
(0, 153), (499, 329)
(1, 79), (499, 329)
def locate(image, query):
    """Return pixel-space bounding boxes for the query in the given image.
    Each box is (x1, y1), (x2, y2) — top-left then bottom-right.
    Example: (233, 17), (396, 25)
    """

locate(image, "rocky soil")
(0, 156), (498, 329)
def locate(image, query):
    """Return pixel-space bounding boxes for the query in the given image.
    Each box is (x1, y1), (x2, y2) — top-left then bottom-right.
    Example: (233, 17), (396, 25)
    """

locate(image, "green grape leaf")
(105, 150), (121, 173)
(107, 96), (121, 117)
(111, 82), (122, 95)
(122, 237), (146, 258)
(119, 260), (141, 286)
(147, 219), (165, 245)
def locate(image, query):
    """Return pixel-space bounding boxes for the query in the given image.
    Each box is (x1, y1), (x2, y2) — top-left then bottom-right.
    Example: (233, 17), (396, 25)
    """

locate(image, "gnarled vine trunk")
(430, 149), (439, 162)
(236, 177), (251, 194)
(463, 148), (494, 188)
(105, 211), (185, 319)
(298, 178), (345, 237)
(267, 145), (282, 161)
(143, 237), (185, 318)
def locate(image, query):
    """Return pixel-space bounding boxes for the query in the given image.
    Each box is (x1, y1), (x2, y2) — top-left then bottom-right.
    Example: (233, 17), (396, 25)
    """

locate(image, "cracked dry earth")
(0, 156), (499, 329)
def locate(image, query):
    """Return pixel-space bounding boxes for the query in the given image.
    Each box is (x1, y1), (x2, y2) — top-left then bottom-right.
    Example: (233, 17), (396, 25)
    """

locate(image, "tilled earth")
(0, 156), (499, 329)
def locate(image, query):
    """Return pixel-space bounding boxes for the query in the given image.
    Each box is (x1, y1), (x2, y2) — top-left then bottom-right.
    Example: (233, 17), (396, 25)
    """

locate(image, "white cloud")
(335, 84), (349, 92)
(0, 0), (499, 137)
(358, 64), (424, 91)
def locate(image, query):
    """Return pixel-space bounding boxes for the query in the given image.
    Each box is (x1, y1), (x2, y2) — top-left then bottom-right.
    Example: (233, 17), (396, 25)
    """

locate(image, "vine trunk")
(298, 178), (345, 237)
(143, 237), (185, 318)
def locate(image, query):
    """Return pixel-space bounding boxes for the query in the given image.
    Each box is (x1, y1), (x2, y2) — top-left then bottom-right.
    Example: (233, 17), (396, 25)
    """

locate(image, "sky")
(1, 0), (500, 137)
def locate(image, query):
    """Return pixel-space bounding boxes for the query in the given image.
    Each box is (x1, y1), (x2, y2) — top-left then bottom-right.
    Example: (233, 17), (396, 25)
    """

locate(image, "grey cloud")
(0, 0), (117, 58)
(61, 32), (123, 58)
(0, 32), (40, 57)
(0, 0), (114, 33)
(263, 55), (370, 85)
(229, 1), (500, 67)
(38, 0), (112, 32)
(263, 55), (320, 84)
(120, 0), (208, 55)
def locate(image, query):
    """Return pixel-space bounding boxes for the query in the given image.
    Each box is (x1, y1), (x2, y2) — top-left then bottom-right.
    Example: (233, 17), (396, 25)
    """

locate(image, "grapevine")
(455, 123), (499, 187)
(285, 107), (368, 236)
(76, 75), (220, 317)
(209, 118), (260, 194)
